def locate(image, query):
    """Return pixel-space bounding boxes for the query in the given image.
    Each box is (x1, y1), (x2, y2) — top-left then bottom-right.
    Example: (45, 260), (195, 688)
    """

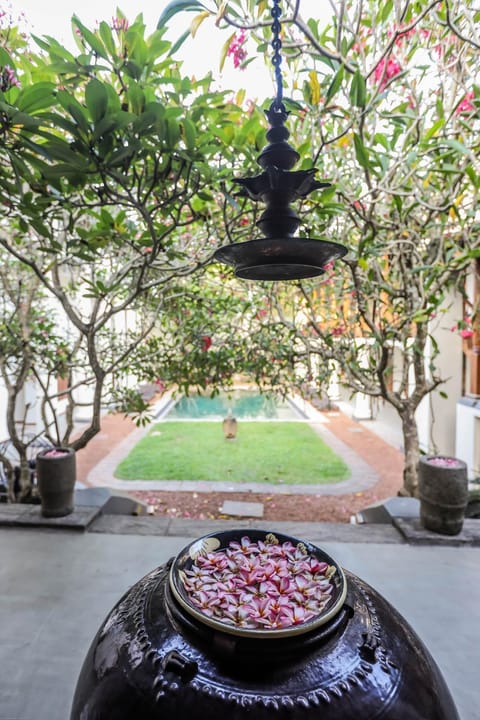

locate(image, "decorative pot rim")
(420, 455), (467, 469)
(169, 529), (347, 639)
(37, 446), (75, 458)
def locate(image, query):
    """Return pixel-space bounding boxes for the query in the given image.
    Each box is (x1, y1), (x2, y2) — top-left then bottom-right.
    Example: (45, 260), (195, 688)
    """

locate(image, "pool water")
(165, 390), (304, 421)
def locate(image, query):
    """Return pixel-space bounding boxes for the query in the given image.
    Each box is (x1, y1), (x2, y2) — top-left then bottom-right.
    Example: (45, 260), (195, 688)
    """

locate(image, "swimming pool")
(164, 389), (305, 421)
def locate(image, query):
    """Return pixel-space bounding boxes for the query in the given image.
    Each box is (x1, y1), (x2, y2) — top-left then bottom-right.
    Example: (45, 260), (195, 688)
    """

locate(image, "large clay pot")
(71, 530), (459, 720)
(36, 447), (76, 518)
(418, 455), (468, 535)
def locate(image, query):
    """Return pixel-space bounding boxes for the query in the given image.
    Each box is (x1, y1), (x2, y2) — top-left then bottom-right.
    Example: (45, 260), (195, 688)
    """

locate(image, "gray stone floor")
(1, 527), (479, 720)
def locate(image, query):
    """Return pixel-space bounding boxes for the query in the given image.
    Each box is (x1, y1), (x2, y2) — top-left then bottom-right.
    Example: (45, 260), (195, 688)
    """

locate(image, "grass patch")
(114, 422), (350, 485)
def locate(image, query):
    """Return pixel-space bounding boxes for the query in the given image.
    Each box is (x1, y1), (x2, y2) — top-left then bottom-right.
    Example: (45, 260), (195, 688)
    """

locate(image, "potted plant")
(36, 447), (76, 517)
(418, 455), (468, 535)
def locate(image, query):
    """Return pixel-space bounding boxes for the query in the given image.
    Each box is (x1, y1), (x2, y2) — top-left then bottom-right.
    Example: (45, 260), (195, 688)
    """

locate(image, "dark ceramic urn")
(71, 530), (459, 719)
(36, 447), (76, 518)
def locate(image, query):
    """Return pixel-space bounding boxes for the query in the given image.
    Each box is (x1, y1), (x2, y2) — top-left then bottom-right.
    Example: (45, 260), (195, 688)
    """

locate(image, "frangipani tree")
(169, 0), (480, 496)
(127, 267), (297, 396)
(0, 10), (269, 498)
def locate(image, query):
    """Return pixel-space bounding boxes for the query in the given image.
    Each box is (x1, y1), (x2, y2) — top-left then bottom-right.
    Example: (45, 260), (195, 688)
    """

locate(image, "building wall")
(336, 291), (464, 457)
(417, 294), (463, 456)
(0, 383), (8, 441)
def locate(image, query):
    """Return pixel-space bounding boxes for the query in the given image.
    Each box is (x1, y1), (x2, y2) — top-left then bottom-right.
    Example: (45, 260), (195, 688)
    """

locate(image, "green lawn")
(114, 422), (350, 484)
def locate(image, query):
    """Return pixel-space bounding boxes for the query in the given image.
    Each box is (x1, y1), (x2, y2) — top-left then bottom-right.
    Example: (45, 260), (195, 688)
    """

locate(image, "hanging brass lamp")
(214, 0), (347, 281)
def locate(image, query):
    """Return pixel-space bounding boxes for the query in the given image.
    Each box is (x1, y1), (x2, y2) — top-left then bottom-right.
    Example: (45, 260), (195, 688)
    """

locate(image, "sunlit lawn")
(115, 421), (350, 485)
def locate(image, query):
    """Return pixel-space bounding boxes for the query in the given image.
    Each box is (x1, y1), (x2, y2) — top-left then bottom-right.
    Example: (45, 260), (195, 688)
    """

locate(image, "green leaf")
(182, 118), (196, 149)
(0, 48), (13, 67)
(325, 65), (344, 103)
(85, 79), (109, 122)
(349, 70), (366, 108)
(98, 21), (116, 56)
(124, 60), (143, 80)
(219, 32), (235, 72)
(374, 133), (389, 151)
(91, 116), (117, 142)
(353, 133), (370, 169)
(107, 145), (136, 167)
(43, 138), (84, 164)
(443, 138), (470, 156)
(127, 84), (145, 115)
(169, 29), (191, 56)
(72, 16), (109, 59)
(166, 117), (180, 147)
(148, 33), (171, 58)
(56, 91), (90, 133)
(16, 83), (57, 114)
(465, 165), (479, 188)
(424, 118), (445, 141)
(157, 0), (207, 28)
(380, 0), (393, 22)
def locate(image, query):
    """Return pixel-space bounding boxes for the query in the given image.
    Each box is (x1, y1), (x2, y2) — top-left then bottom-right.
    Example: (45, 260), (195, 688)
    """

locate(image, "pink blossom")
(43, 449), (69, 458)
(181, 535), (336, 631)
(0, 65), (20, 92)
(112, 16), (129, 32)
(373, 56), (402, 91)
(388, 25), (416, 46)
(200, 335), (212, 351)
(455, 92), (475, 115)
(426, 456), (463, 468)
(227, 31), (248, 69)
(452, 316), (475, 338)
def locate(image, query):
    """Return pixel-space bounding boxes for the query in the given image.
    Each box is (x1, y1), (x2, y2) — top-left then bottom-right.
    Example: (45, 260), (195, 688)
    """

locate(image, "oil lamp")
(214, 0), (348, 281)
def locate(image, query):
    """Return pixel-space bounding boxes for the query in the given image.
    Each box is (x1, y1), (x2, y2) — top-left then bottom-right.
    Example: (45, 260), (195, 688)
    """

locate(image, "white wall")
(417, 293), (463, 456)
(335, 291), (464, 456)
(456, 399), (480, 479)
(0, 383), (8, 441)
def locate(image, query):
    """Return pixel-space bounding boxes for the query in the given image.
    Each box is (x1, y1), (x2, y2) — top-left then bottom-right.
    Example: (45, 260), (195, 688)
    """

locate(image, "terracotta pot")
(418, 456), (468, 535)
(36, 447), (76, 518)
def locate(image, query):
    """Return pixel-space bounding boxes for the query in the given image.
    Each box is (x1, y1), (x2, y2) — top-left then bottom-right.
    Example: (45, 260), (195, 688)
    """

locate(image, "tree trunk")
(18, 455), (32, 501)
(399, 409), (420, 497)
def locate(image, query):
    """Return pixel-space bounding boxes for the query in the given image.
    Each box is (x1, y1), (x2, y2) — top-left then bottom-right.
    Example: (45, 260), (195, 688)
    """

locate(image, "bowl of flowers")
(169, 529), (347, 638)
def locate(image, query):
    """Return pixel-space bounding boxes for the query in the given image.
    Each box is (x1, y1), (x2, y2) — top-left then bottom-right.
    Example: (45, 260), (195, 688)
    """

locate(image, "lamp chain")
(271, 0), (284, 109)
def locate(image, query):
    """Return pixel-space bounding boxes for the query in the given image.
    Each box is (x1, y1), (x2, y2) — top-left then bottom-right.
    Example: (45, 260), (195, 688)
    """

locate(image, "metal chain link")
(271, 0), (284, 108)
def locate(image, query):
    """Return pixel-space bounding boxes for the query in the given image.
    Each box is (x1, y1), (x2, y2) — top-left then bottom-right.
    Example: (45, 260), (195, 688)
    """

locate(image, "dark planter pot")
(71, 530), (459, 720)
(418, 456), (468, 536)
(36, 447), (76, 518)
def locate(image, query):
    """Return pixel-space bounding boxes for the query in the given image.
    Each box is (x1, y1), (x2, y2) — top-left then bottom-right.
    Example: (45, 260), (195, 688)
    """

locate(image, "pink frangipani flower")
(182, 535), (336, 630)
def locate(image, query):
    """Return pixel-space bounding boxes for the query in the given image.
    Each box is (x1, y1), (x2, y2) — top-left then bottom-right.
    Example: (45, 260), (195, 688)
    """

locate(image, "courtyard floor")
(1, 526), (478, 720)
(75, 404), (405, 522)
(1, 405), (479, 719)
